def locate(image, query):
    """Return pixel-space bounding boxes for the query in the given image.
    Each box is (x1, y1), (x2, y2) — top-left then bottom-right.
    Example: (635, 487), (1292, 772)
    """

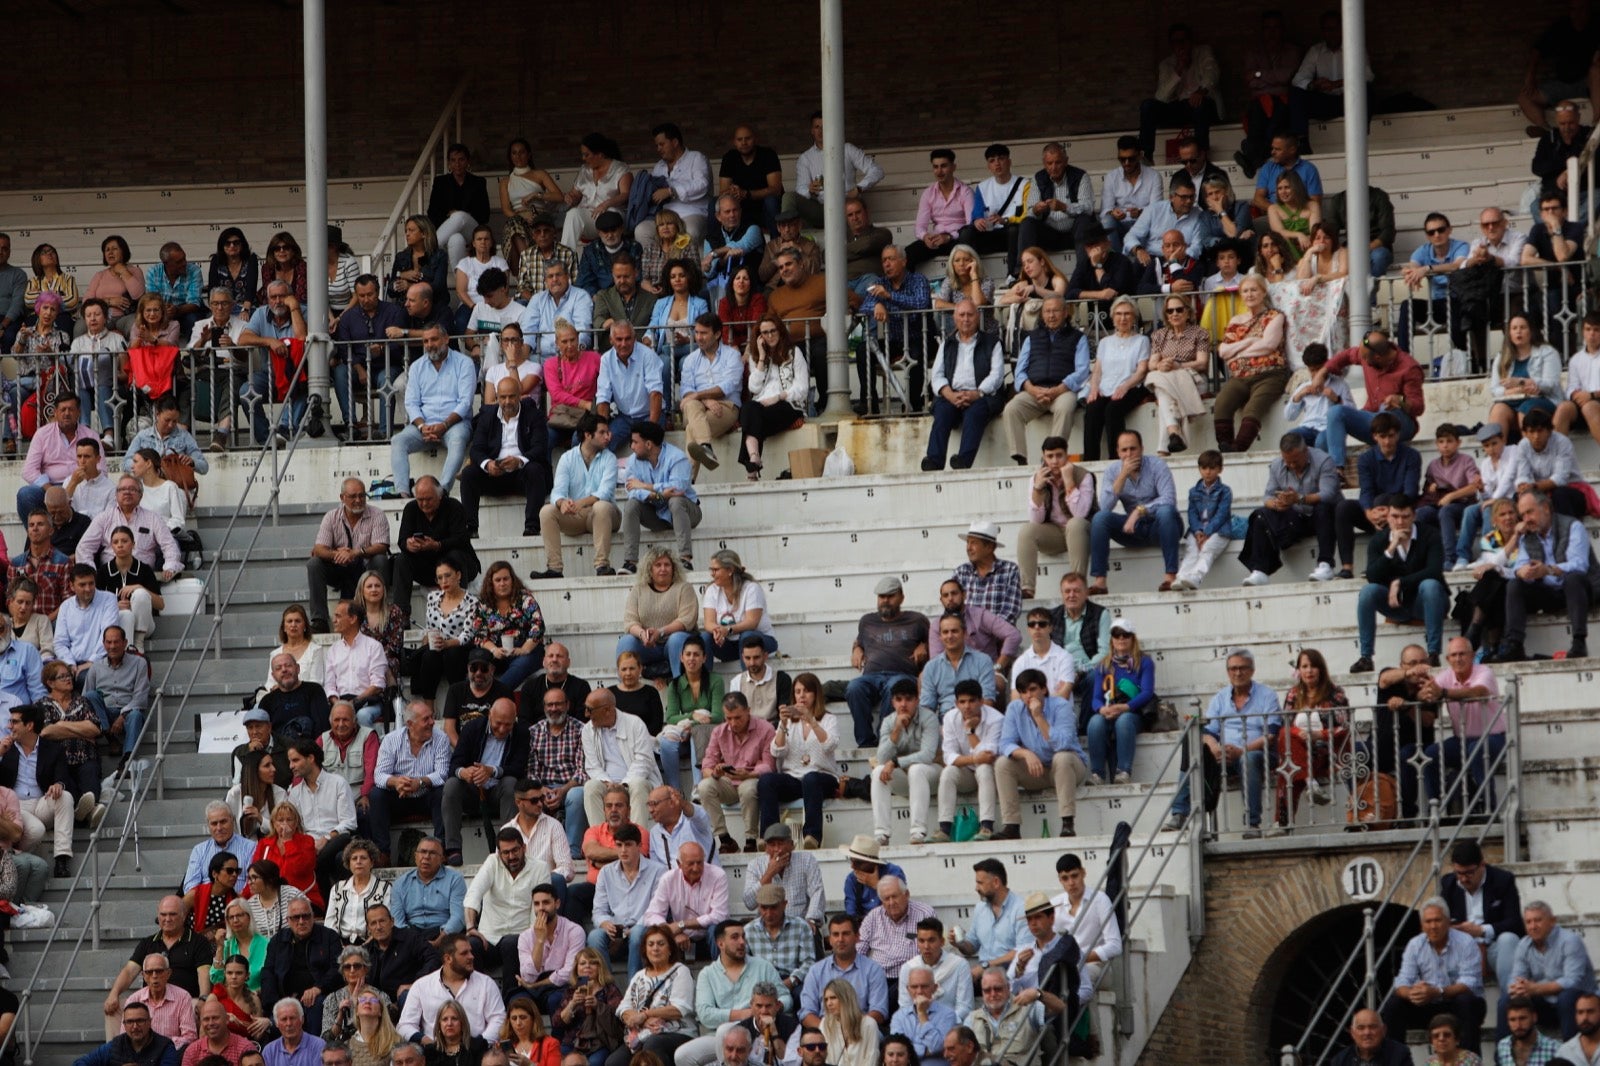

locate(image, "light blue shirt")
(596, 348), (665, 421)
(625, 442), (698, 522)
(1013, 333), (1091, 392)
(696, 953), (783, 1028)
(1123, 200), (1220, 259)
(918, 648), (997, 713)
(54, 590), (121, 668)
(592, 856), (665, 929)
(648, 804), (717, 867)
(245, 306), (298, 339)
(679, 344), (745, 408)
(1512, 925), (1598, 997)
(999, 695), (1086, 761)
(263, 1034), (326, 1066)
(1204, 681), (1278, 750)
(800, 953), (888, 1020)
(183, 833), (257, 893)
(0, 640), (46, 707)
(122, 425), (210, 475)
(389, 865), (467, 933)
(1511, 517), (1592, 588)
(1098, 455), (1177, 514)
(373, 726), (452, 789)
(1393, 927), (1483, 997)
(648, 294), (710, 352)
(970, 888), (1026, 964)
(552, 444), (619, 504)
(1408, 238), (1471, 300)
(890, 999), (960, 1060)
(402, 349), (476, 425)
(520, 286), (595, 356)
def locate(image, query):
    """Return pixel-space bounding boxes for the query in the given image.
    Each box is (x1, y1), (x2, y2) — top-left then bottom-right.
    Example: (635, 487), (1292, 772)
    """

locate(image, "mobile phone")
(502, 1039), (515, 1051)
(578, 975), (591, 987)
(721, 765), (735, 775)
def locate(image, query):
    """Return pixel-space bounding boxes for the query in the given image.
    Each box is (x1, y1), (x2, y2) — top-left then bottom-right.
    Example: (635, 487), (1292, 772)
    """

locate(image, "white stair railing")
(366, 74), (471, 280)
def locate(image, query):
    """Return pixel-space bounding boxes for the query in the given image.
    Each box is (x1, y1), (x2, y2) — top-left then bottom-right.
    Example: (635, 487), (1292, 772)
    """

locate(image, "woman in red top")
(716, 265), (766, 352)
(541, 320), (602, 454)
(250, 801), (323, 910)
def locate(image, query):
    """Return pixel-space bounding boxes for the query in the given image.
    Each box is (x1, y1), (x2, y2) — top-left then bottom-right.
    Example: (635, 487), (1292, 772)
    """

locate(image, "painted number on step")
(1529, 875), (1547, 888)
(1554, 820), (1571, 832)
(1031, 803), (1048, 814)
(996, 480), (1013, 490)
(943, 858), (956, 868)
(1341, 857), (1384, 901)
(1173, 604), (1189, 615)
(1547, 723), (1564, 734)
(1107, 798), (1121, 809)
(1314, 594), (1331, 605)
(1011, 855), (1027, 865)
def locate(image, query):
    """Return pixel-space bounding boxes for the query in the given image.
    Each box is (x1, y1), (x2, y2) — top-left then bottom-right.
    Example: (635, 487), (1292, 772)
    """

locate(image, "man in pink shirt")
(642, 840), (729, 959)
(18, 395), (98, 519)
(906, 149), (974, 268)
(1425, 637), (1504, 815)
(695, 692), (777, 854)
(124, 952), (197, 1049)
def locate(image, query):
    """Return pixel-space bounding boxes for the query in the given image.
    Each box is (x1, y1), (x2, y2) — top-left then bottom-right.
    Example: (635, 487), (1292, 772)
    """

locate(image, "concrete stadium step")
(1521, 757), (1600, 813)
(1504, 859), (1600, 918)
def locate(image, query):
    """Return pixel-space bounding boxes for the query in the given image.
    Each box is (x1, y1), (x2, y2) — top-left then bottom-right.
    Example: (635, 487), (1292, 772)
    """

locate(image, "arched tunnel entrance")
(1261, 901), (1421, 1058)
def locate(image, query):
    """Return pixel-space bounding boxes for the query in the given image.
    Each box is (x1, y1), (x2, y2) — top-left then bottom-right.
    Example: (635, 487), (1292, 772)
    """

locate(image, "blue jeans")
(16, 483), (48, 521)
(658, 733), (701, 788)
(1169, 747), (1265, 827)
(1416, 501), (1470, 565)
(603, 410), (667, 456)
(1356, 578), (1447, 657)
(616, 632), (691, 678)
(1089, 506), (1182, 577)
(497, 650), (540, 692)
(1324, 405), (1417, 465)
(83, 690), (147, 756)
(845, 672), (914, 748)
(702, 630), (776, 663)
(1456, 502), (1492, 563)
(562, 786), (588, 854)
(925, 396), (996, 468)
(1424, 731), (1507, 812)
(241, 370), (308, 445)
(331, 362), (393, 431)
(390, 420), (472, 495)
(1085, 710), (1141, 777)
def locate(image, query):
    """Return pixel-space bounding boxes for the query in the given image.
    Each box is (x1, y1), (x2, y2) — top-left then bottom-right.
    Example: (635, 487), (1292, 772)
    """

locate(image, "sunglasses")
(1026, 620), (1050, 628)
(1424, 227), (1448, 236)
(801, 1045), (828, 1052)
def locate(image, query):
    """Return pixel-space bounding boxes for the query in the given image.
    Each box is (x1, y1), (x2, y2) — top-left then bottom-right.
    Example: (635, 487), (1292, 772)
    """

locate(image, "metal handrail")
(366, 74), (471, 282)
(1291, 684), (1522, 1065)
(2, 345), (323, 1065)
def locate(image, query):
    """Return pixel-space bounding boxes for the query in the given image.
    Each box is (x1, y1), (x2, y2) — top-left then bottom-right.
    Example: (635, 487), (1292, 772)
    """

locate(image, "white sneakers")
(1242, 570), (1271, 587)
(1451, 560), (1472, 572)
(1308, 562), (1336, 582)
(1171, 577), (1195, 591)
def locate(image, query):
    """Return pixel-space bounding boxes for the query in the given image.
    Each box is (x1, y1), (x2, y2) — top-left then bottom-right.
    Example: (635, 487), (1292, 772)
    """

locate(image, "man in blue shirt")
(519, 261), (594, 357)
(1088, 430), (1181, 595)
(1396, 213), (1471, 377)
(1165, 649), (1275, 835)
(596, 322), (665, 454)
(1382, 897), (1486, 1049)
(993, 669), (1087, 840)
(331, 274), (408, 437)
(679, 312), (744, 477)
(1122, 174), (1219, 263)
(536, 412), (623, 579)
(389, 835), (467, 943)
(143, 241), (205, 336)
(391, 323), (476, 496)
(237, 280), (310, 445)
(1506, 900), (1597, 1039)
(1249, 133), (1324, 217)
(1497, 489), (1598, 663)
(1330, 413), (1421, 580)
(800, 912), (889, 1029)
(620, 419), (701, 574)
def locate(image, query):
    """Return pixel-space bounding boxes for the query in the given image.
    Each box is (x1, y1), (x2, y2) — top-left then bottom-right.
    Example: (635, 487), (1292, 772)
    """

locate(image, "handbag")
(547, 403), (586, 431)
(952, 805), (979, 842)
(1347, 771), (1398, 830)
(162, 453), (200, 508)
(0, 848), (17, 903)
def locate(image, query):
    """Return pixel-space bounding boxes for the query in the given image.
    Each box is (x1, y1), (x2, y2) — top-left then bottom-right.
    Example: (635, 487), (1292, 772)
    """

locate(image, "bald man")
(460, 375), (552, 538)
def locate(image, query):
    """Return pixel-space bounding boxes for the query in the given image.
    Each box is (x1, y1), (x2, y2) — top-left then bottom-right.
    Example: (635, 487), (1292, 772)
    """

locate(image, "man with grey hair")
(262, 895), (342, 1033)
(321, 1042), (354, 1066)
(75, 475), (182, 578)
(520, 259), (594, 357)
(392, 322), (476, 496)
(182, 801), (256, 893)
(267, 995), (327, 1062)
(1506, 898), (1596, 1038)
(923, 298), (1003, 473)
(1382, 896), (1486, 1049)
(369, 701), (451, 866)
(1164, 648), (1272, 836)
(1496, 487), (1597, 663)
(306, 479), (391, 632)
(890, 962), (960, 1066)
(595, 319), (666, 452)
(389, 1043), (426, 1066)
(238, 278), (311, 445)
(965, 966), (1043, 1066)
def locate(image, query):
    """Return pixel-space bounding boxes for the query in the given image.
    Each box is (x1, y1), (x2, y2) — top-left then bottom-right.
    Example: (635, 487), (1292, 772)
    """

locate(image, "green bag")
(952, 806), (979, 842)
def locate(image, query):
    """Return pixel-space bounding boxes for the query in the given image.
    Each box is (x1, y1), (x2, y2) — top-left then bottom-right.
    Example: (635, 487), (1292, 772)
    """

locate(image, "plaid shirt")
(143, 262), (204, 308)
(527, 718), (586, 787)
(744, 914), (818, 988)
(1496, 1032), (1563, 1066)
(10, 549), (70, 616)
(515, 244), (579, 300)
(954, 559), (1024, 625)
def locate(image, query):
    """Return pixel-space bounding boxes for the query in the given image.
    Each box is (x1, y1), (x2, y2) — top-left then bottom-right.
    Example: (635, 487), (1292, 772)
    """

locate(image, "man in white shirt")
(458, 376), (551, 538)
(1289, 10), (1374, 153)
(638, 122), (714, 245)
(323, 599), (390, 727)
(790, 110), (884, 229)
(1558, 311), (1600, 444)
(65, 439), (114, 517)
(679, 313), (744, 478)
(397, 933), (506, 1042)
(464, 826), (550, 989)
(1136, 23), (1221, 163)
(956, 144), (1032, 279)
(580, 688), (660, 828)
(923, 299), (1004, 473)
(464, 268), (527, 369)
(1099, 137), (1162, 247)
(1049, 853), (1122, 990)
(929, 682), (1004, 844)
(1009, 607), (1076, 698)
(285, 738), (357, 900)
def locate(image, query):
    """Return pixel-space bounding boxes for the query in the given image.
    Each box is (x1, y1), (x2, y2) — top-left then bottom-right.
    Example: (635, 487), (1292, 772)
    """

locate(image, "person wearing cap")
(759, 211), (822, 289)
(1065, 222), (1140, 330)
(697, 692), (778, 855)
(955, 145), (1032, 279)
(920, 614), (998, 719)
(801, 913), (889, 1029)
(846, 577), (929, 749)
(1309, 329), (1426, 468)
(868, 679), (941, 846)
(923, 298), (1005, 474)
(440, 646), (514, 742)
(1005, 893), (1067, 1004)
(1088, 430), (1181, 595)
(231, 706), (292, 788)
(742, 822), (826, 927)
(993, 668), (1089, 840)
(1452, 422), (1519, 573)
(577, 212), (645, 297)
(1237, 432), (1342, 588)
(953, 521), (1023, 626)
(520, 260), (593, 359)
(1164, 649), (1274, 837)
(787, 111), (884, 229)
(745, 881), (817, 1006)
(841, 835), (907, 919)
(512, 213), (579, 303)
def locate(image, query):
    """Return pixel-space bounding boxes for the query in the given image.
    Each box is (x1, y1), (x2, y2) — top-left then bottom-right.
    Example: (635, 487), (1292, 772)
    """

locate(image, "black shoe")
(989, 825), (1022, 841)
(1428, 652), (1441, 668)
(920, 457), (943, 472)
(1233, 149), (1257, 180)
(466, 526), (479, 538)
(1496, 640), (1528, 663)
(53, 856), (71, 878)
(522, 525), (538, 536)
(1167, 433), (1186, 455)
(1336, 568), (1354, 580)
(950, 455), (973, 470)
(1349, 656), (1374, 674)
(1570, 640), (1590, 659)
(680, 557), (693, 571)
(1059, 817), (1075, 838)
(595, 565), (617, 577)
(530, 569), (563, 580)
(274, 427), (291, 445)
(718, 833), (741, 855)
(311, 617), (331, 635)
(445, 850), (464, 867)
(620, 561), (638, 575)
(744, 837), (758, 852)
(1011, 453), (1028, 466)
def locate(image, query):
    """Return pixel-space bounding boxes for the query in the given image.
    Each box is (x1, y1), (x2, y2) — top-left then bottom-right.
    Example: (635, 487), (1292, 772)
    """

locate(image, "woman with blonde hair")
(997, 245), (1066, 335)
(700, 549), (777, 661)
(618, 547), (699, 679)
(1079, 295), (1150, 462)
(347, 986), (403, 1066)
(1212, 274), (1288, 453)
(820, 978), (880, 1066)
(428, 999), (488, 1065)
(1085, 624), (1156, 785)
(932, 244), (992, 309)
(550, 947), (624, 1066)
(1144, 294), (1211, 455)
(388, 213), (450, 301)
(249, 800), (322, 910)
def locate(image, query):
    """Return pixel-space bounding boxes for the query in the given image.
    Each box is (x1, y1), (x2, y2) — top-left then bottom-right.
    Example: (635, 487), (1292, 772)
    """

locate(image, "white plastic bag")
(11, 904), (52, 929)
(822, 444), (855, 478)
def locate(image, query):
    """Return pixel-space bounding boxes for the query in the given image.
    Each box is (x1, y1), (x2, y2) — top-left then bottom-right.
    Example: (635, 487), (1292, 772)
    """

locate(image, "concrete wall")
(1, 0), (1557, 189)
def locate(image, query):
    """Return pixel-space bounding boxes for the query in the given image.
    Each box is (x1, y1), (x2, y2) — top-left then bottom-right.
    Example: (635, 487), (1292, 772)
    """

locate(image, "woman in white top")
(758, 672), (838, 849)
(324, 838), (391, 943)
(127, 447), (189, 533)
(482, 322), (541, 406)
(1487, 311), (1563, 440)
(561, 132), (633, 253)
(326, 225), (362, 328)
(265, 604), (325, 691)
(227, 750), (288, 839)
(1051, 854), (1123, 988)
(499, 138), (566, 275)
(412, 557), (482, 711)
(820, 979), (880, 1066)
(612, 924), (696, 1066)
(454, 225), (510, 328)
(740, 313), (810, 481)
(700, 549), (776, 661)
(1079, 296), (1151, 462)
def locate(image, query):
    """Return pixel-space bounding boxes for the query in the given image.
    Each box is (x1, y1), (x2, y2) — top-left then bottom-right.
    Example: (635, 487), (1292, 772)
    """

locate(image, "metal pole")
(302, 0), (331, 413)
(1362, 907), (1377, 1011)
(818, 0), (852, 419)
(1341, 0), (1371, 337)
(1186, 718), (1206, 944)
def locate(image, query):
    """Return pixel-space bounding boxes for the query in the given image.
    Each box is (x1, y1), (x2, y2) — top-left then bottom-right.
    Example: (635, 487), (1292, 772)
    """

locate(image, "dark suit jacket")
(397, 495), (480, 579)
(0, 735), (68, 792)
(449, 715), (531, 779)
(368, 927), (441, 1001)
(261, 921), (342, 1005)
(1363, 525), (1444, 607)
(1066, 251), (1138, 305)
(1440, 865), (1525, 940)
(469, 399), (551, 474)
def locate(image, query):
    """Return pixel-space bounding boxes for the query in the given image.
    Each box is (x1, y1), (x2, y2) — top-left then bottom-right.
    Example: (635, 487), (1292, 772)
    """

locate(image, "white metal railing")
(366, 73), (471, 286)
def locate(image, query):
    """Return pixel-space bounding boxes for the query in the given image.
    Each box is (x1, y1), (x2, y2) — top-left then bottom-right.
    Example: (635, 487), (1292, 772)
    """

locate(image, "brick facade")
(0, 1), (1566, 189)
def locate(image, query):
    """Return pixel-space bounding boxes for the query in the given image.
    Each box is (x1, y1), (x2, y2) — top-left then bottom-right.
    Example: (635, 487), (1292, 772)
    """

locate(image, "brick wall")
(0, 0), (1560, 189)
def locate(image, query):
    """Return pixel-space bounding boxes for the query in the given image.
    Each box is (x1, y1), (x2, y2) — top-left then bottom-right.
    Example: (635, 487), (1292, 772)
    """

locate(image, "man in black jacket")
(72, 1002), (178, 1066)
(1440, 839), (1525, 995)
(262, 896), (342, 1032)
(1, 703), (74, 877)
(365, 901), (441, 1003)
(1329, 1008), (1410, 1066)
(442, 698), (529, 861)
(1352, 495), (1447, 674)
(391, 473), (481, 618)
(459, 377), (552, 537)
